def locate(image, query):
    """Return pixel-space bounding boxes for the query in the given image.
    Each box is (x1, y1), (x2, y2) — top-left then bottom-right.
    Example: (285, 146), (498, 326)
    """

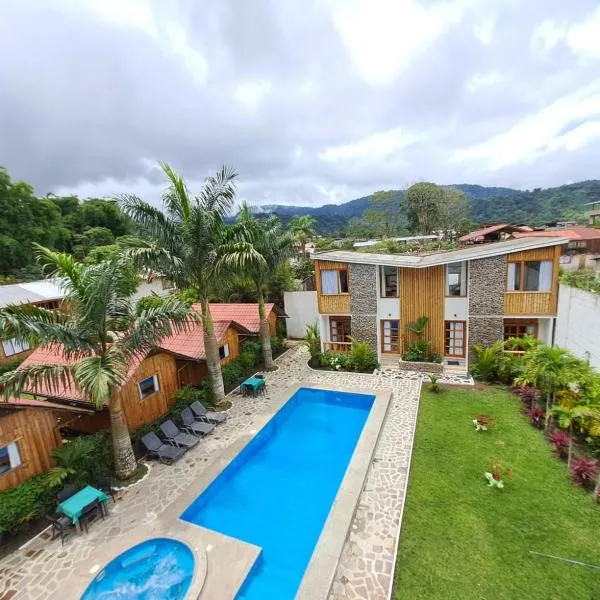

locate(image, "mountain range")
(251, 181), (600, 235)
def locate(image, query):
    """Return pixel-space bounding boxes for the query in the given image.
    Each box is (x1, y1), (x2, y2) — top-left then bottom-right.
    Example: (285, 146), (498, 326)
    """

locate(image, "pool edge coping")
(296, 383), (392, 600)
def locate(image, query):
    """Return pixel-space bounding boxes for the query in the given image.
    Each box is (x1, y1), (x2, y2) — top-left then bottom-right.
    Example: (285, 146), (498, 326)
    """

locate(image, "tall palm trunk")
(201, 298), (226, 403)
(257, 288), (274, 370)
(109, 394), (137, 479)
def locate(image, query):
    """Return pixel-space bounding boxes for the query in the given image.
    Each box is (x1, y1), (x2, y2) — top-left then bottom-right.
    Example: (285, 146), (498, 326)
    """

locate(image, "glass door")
(381, 320), (400, 353)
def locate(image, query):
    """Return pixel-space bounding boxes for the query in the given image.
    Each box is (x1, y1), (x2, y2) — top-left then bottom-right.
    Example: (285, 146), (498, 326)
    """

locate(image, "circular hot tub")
(81, 537), (194, 600)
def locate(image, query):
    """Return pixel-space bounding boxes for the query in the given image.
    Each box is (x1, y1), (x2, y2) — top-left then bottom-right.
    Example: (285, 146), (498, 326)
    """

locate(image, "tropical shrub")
(470, 341), (504, 382)
(319, 352), (352, 371)
(429, 374), (440, 393)
(0, 473), (55, 537)
(270, 336), (284, 357)
(348, 337), (379, 372)
(221, 362), (243, 387)
(304, 323), (321, 359)
(402, 316), (441, 363)
(48, 432), (113, 488)
(549, 430), (571, 460)
(570, 456), (598, 490)
(238, 351), (257, 372)
(527, 406), (546, 429)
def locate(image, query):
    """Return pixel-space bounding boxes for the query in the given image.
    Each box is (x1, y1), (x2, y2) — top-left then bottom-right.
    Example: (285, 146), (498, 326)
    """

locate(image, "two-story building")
(311, 236), (567, 371)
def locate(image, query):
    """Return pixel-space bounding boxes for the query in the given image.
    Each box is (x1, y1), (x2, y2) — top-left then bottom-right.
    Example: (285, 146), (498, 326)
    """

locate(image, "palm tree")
(516, 345), (589, 432)
(222, 206), (292, 369)
(119, 162), (252, 403)
(289, 214), (317, 260)
(0, 246), (195, 478)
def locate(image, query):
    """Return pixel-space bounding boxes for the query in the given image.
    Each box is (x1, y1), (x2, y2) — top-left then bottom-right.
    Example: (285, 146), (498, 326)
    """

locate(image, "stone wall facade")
(349, 263), (378, 350)
(467, 255), (506, 364)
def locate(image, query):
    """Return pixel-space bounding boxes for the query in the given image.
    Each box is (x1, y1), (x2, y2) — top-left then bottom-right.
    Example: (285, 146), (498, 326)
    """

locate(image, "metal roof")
(0, 279), (64, 308)
(311, 236), (569, 268)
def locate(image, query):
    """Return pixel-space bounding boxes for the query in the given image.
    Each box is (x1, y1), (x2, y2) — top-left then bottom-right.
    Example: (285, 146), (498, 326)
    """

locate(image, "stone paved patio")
(0, 346), (423, 600)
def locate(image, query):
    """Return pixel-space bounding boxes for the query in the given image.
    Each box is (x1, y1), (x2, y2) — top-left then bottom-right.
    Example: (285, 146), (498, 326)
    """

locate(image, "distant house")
(512, 228), (600, 271)
(459, 224), (533, 246)
(204, 303), (284, 338)
(0, 398), (92, 492)
(0, 280), (63, 365)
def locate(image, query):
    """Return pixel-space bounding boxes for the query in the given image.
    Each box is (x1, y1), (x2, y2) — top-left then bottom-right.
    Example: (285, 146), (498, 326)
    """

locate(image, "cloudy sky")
(1, 0), (600, 207)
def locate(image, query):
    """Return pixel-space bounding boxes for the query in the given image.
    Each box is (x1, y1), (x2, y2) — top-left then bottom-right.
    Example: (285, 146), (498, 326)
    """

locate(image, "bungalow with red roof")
(459, 224), (533, 246)
(15, 303), (279, 435)
(512, 227), (600, 271)
(0, 398), (92, 492)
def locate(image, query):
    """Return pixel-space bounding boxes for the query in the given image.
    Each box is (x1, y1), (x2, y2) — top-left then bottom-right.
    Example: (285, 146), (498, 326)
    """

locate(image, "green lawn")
(394, 386), (600, 600)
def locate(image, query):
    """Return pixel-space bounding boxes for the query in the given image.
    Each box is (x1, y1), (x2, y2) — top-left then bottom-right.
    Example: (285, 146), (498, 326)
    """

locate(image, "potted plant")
(473, 414), (496, 432)
(483, 460), (512, 489)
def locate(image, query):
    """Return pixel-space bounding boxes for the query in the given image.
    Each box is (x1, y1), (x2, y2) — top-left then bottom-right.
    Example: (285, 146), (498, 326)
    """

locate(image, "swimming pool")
(80, 537), (194, 600)
(180, 386), (375, 599)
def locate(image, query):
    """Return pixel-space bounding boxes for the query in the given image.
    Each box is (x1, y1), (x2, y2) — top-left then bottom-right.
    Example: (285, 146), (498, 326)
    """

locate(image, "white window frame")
(219, 343), (230, 359)
(446, 262), (467, 297)
(0, 442), (22, 475)
(138, 374), (159, 400)
(2, 338), (30, 357)
(380, 266), (399, 298)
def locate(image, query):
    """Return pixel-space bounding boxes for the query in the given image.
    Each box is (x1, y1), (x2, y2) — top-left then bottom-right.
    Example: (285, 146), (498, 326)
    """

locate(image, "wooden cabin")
(0, 398), (92, 492)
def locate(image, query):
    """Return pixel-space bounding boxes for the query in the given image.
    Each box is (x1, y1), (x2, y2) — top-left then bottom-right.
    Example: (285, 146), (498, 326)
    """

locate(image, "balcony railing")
(323, 341), (352, 353)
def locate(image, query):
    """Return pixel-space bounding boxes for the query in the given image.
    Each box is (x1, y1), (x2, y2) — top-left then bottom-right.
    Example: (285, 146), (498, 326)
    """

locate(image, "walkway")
(0, 346), (422, 600)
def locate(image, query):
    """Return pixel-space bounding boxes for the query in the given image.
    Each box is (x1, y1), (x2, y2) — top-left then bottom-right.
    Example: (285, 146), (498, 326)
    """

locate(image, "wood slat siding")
(315, 260), (350, 314)
(399, 266), (445, 355)
(0, 408), (61, 491)
(220, 327), (240, 366)
(120, 352), (179, 432)
(505, 245), (561, 315)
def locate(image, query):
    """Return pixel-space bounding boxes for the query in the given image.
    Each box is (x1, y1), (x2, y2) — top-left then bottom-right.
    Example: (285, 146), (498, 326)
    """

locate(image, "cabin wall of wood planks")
(0, 408), (61, 492)
(220, 327), (240, 366)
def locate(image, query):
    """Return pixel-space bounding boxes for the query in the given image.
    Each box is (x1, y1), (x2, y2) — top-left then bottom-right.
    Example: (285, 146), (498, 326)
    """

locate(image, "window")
(2, 338), (30, 357)
(380, 266), (399, 297)
(219, 344), (230, 359)
(444, 321), (466, 357)
(138, 375), (159, 400)
(381, 320), (400, 353)
(507, 260), (552, 292)
(330, 317), (351, 342)
(320, 269), (349, 294)
(0, 442), (21, 475)
(504, 320), (537, 340)
(446, 262), (467, 296)
(567, 241), (587, 250)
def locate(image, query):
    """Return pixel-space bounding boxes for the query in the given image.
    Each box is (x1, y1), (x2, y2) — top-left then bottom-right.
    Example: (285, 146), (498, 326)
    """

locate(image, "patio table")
(241, 376), (266, 397)
(57, 485), (109, 528)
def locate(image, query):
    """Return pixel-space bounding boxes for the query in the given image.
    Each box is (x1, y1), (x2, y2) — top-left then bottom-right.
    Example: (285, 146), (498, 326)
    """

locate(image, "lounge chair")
(159, 420), (200, 449)
(190, 400), (227, 425)
(180, 407), (215, 436)
(46, 514), (73, 546)
(141, 432), (186, 464)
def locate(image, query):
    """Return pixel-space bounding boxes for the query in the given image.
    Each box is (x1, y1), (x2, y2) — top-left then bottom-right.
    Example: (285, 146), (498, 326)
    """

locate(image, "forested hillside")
(1, 163), (599, 281)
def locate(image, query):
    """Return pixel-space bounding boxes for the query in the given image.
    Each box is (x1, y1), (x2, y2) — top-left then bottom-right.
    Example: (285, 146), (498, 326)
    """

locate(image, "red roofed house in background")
(459, 224), (534, 246)
(512, 227), (600, 271)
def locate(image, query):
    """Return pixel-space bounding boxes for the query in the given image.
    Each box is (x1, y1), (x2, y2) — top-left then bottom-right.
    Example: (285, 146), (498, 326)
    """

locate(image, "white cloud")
(453, 82), (600, 169)
(473, 16), (495, 45)
(318, 127), (417, 162)
(466, 71), (503, 92)
(234, 80), (273, 107)
(330, 0), (465, 85)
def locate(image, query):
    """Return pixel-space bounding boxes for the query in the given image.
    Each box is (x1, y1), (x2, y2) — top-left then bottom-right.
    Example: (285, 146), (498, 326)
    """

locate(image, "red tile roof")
(20, 346), (148, 403)
(512, 228), (600, 241)
(459, 224), (531, 243)
(1, 397), (93, 414)
(156, 320), (242, 360)
(196, 303), (277, 334)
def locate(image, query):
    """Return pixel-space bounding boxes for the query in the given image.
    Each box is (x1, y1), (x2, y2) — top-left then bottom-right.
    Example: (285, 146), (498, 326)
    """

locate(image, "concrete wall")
(133, 278), (172, 300)
(349, 263), (378, 350)
(283, 291), (319, 339)
(555, 284), (600, 369)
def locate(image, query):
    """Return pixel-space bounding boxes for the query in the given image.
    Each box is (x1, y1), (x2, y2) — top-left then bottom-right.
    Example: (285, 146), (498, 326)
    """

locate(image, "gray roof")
(311, 236), (569, 268)
(0, 280), (64, 308)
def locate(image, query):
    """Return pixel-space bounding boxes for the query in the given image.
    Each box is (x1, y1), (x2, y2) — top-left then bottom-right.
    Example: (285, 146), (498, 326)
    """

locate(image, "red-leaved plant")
(527, 406), (545, 429)
(549, 430), (571, 460)
(570, 457), (599, 490)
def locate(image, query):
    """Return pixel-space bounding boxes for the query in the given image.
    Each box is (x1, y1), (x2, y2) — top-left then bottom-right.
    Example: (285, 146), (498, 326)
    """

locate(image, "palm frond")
(0, 363), (75, 401)
(33, 244), (82, 292)
(196, 165), (238, 217)
(160, 161), (191, 224)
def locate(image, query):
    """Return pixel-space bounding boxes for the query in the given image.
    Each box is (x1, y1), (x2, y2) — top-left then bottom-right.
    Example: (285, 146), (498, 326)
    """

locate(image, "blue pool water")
(180, 387), (375, 599)
(81, 538), (194, 600)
